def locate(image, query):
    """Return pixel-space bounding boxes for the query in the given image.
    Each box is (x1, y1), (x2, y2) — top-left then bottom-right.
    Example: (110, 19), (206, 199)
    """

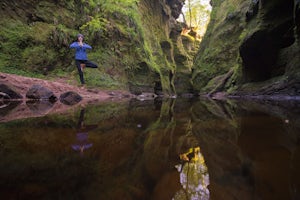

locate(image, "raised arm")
(83, 44), (92, 49)
(70, 42), (80, 49)
(70, 42), (92, 49)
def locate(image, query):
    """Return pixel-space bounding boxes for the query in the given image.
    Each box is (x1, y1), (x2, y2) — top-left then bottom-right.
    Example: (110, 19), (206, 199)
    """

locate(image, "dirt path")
(0, 72), (133, 122)
(0, 72), (133, 100)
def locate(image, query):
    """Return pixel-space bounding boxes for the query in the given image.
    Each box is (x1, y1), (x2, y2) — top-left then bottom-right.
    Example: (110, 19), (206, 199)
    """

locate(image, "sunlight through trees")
(177, 0), (212, 41)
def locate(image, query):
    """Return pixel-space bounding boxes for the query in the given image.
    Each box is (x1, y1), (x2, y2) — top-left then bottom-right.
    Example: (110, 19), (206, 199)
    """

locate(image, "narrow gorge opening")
(177, 0), (212, 43)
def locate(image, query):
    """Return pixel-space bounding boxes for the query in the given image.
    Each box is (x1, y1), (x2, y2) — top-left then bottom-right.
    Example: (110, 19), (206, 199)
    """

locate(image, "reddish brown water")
(0, 98), (299, 199)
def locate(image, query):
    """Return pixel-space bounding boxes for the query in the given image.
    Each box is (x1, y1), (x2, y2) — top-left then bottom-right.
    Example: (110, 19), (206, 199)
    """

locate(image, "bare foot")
(80, 64), (86, 71)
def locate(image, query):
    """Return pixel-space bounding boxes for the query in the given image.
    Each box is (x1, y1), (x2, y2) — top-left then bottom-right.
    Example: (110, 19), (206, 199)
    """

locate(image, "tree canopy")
(179, 0), (211, 39)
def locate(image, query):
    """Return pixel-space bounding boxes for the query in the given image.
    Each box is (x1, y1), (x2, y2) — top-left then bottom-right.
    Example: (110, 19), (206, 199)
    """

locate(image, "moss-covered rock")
(0, 0), (197, 95)
(192, 0), (248, 93)
(192, 0), (300, 97)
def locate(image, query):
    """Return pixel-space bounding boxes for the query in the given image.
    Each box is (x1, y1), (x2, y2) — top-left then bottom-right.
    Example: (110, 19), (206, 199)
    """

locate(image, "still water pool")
(0, 98), (299, 199)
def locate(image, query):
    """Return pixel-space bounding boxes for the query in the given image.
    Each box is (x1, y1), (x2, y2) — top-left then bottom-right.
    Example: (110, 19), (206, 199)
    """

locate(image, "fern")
(80, 15), (108, 34)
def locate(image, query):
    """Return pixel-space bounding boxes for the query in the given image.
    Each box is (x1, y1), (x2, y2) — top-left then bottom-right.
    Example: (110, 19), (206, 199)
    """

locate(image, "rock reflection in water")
(0, 98), (300, 199)
(174, 147), (210, 200)
(26, 100), (54, 114)
(0, 100), (21, 117)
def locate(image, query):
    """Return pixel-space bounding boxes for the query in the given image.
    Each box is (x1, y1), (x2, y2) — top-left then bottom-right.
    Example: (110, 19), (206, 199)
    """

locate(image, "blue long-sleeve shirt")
(70, 42), (92, 60)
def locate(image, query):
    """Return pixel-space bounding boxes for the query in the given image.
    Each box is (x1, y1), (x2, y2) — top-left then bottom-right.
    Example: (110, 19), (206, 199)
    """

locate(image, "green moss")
(0, 15), (75, 74)
(22, 45), (57, 71)
(80, 15), (108, 36)
(0, 65), (45, 79)
(29, 22), (53, 43)
(192, 0), (248, 93)
(84, 69), (126, 89)
(0, 20), (31, 68)
(238, 29), (248, 41)
(0, 0), (185, 93)
(35, 1), (75, 27)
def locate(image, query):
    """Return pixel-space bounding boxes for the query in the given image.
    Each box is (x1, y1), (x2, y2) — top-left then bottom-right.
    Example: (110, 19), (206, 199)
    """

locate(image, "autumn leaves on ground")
(0, 72), (133, 122)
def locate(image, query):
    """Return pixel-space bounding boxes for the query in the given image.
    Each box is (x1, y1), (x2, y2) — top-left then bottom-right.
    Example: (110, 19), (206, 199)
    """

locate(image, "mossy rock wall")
(135, 0), (194, 95)
(192, 0), (249, 93)
(192, 0), (300, 96)
(0, 0), (195, 95)
(0, 1), (77, 73)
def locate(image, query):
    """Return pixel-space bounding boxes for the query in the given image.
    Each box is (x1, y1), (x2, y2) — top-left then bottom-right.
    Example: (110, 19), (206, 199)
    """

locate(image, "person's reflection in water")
(72, 108), (97, 155)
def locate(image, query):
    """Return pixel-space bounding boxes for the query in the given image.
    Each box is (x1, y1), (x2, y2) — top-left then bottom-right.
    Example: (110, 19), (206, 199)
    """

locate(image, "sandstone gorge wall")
(193, 0), (300, 97)
(0, 0), (197, 96)
(134, 0), (196, 95)
(5, 0), (300, 97)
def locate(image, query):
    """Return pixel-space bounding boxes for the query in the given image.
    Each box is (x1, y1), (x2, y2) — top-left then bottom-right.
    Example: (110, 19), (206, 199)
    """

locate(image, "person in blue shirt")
(70, 34), (98, 85)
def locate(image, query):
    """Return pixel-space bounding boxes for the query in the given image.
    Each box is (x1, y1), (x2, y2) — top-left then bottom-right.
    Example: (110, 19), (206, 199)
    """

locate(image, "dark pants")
(75, 60), (98, 84)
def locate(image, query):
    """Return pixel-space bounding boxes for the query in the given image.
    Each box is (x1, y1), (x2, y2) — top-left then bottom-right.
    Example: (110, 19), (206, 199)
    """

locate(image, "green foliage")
(0, 65), (45, 79)
(101, 0), (138, 14)
(0, 17), (74, 74)
(22, 45), (57, 71)
(51, 24), (75, 48)
(86, 0), (98, 8)
(0, 19), (31, 68)
(0, 0), (180, 94)
(30, 22), (53, 43)
(80, 16), (108, 35)
(239, 29), (248, 41)
(183, 0), (211, 28)
(227, 4), (236, 14)
(84, 69), (125, 89)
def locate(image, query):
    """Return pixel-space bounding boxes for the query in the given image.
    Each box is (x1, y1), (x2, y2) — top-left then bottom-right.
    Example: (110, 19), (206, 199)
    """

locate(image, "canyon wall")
(193, 0), (300, 97)
(0, 0), (196, 95)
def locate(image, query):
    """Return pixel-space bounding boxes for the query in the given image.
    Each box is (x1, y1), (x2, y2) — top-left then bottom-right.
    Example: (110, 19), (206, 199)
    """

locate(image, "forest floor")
(0, 72), (133, 122)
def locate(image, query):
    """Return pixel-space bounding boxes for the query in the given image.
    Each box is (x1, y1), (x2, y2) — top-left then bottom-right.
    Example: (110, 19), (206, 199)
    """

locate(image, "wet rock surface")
(60, 91), (82, 105)
(26, 84), (57, 101)
(0, 84), (23, 99)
